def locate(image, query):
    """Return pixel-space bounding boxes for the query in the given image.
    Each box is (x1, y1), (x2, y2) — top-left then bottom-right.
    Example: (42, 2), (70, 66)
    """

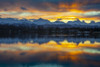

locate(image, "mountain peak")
(34, 18), (50, 22)
(90, 21), (95, 24)
(38, 18), (44, 20)
(33, 18), (51, 25)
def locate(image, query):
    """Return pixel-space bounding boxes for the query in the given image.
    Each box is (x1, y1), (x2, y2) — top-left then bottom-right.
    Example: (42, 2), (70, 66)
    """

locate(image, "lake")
(0, 35), (100, 67)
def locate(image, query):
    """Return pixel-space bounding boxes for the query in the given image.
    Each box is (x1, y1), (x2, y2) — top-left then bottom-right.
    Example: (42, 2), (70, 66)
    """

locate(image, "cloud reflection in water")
(0, 40), (100, 67)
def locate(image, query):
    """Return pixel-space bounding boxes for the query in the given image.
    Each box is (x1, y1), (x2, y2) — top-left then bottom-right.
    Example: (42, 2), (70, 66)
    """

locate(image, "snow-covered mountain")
(32, 18), (52, 25)
(53, 19), (65, 24)
(67, 19), (87, 25)
(0, 18), (37, 27)
(0, 18), (19, 25)
(0, 18), (100, 28)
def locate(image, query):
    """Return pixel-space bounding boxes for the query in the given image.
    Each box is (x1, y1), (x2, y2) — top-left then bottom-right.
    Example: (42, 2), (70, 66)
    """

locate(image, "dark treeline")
(0, 24), (100, 37)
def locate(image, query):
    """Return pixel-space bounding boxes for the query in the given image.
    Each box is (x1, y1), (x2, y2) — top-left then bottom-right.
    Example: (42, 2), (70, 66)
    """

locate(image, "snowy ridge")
(0, 18), (100, 28)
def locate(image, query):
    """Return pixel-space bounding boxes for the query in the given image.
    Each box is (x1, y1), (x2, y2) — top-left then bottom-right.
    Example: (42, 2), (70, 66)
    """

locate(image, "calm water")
(0, 35), (100, 67)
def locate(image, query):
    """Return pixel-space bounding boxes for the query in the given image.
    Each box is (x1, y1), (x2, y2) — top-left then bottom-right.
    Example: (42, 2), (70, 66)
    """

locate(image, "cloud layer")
(0, 0), (100, 22)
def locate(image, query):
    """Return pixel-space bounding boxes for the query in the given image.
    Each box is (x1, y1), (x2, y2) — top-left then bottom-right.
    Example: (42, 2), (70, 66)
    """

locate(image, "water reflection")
(0, 36), (100, 44)
(0, 36), (100, 67)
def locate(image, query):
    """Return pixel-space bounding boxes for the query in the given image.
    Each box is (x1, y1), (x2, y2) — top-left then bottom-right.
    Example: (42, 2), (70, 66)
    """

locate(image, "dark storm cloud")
(20, 7), (27, 10)
(81, 4), (100, 11)
(0, 0), (100, 11)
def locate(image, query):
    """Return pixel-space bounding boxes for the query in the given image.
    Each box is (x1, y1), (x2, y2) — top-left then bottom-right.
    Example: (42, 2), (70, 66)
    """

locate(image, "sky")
(0, 0), (100, 23)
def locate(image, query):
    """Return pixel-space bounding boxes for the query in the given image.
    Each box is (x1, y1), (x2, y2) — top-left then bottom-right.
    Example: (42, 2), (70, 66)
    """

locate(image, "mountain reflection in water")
(0, 36), (100, 67)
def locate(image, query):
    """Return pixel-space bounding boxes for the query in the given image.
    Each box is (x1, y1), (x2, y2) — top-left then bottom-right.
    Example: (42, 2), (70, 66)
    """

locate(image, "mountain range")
(0, 18), (100, 28)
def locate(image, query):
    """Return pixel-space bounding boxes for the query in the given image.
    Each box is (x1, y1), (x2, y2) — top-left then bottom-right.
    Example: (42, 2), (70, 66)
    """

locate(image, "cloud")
(83, 11), (100, 17)
(20, 7), (27, 10)
(0, 0), (100, 22)
(0, 0), (100, 12)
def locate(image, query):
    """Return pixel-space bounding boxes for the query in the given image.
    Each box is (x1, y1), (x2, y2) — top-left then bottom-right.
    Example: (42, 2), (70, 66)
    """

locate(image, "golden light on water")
(0, 40), (100, 52)
(0, 40), (99, 66)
